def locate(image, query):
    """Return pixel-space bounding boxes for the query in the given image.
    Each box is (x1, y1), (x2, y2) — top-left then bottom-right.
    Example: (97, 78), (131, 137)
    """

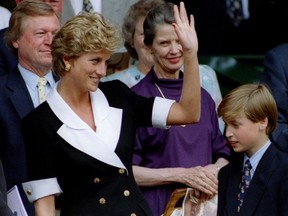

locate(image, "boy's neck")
(245, 136), (269, 158)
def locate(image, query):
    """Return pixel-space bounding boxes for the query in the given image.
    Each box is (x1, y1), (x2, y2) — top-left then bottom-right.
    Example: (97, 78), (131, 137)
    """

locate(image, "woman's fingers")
(179, 2), (189, 24)
(173, 2), (189, 24)
(189, 14), (195, 28)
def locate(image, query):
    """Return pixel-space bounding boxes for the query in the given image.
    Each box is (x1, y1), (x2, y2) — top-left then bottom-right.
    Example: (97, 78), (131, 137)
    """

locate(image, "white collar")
(47, 82), (127, 171)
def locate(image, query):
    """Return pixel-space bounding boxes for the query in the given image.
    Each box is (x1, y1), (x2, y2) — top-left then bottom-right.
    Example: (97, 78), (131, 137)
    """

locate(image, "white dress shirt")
(18, 64), (56, 107)
(69, 0), (101, 14)
(243, 139), (271, 179)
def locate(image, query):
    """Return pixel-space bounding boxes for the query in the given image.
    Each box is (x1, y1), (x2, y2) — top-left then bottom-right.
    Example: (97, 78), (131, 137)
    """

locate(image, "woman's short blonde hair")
(218, 84), (277, 135)
(51, 12), (120, 76)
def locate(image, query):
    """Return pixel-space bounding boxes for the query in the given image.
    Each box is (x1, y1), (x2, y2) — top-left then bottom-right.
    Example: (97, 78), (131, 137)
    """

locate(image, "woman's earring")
(65, 64), (71, 72)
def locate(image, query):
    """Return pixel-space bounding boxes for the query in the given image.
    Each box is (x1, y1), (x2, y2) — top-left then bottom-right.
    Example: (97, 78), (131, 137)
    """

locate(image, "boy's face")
(224, 115), (268, 157)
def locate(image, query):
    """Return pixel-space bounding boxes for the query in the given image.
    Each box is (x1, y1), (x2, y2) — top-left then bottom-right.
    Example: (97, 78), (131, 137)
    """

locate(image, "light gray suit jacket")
(61, 0), (137, 28)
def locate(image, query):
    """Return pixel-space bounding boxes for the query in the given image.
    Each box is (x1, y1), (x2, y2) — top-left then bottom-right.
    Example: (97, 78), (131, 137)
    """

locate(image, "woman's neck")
(137, 61), (153, 75)
(154, 65), (180, 79)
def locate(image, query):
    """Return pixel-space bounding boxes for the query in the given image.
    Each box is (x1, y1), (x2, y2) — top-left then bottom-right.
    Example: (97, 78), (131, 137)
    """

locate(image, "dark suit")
(217, 144), (288, 216)
(260, 44), (288, 152)
(0, 28), (18, 75)
(0, 160), (13, 216)
(0, 67), (58, 216)
(167, 0), (288, 55)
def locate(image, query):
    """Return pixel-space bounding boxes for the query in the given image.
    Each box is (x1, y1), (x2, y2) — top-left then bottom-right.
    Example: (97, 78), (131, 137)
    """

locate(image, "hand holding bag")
(162, 188), (218, 216)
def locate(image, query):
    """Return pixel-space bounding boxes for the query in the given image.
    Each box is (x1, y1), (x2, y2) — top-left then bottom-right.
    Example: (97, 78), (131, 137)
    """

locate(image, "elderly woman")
(101, 0), (224, 132)
(131, 2), (230, 216)
(21, 3), (200, 216)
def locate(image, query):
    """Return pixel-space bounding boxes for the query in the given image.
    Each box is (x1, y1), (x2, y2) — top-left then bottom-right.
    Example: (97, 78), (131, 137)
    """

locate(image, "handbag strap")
(163, 188), (187, 216)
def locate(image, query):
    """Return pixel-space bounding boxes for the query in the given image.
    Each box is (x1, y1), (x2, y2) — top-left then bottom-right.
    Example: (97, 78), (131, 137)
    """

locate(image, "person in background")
(0, 1), (60, 215)
(0, 6), (11, 30)
(44, 0), (63, 17)
(260, 43), (288, 152)
(130, 3), (230, 215)
(61, 0), (137, 29)
(21, 2), (201, 215)
(102, 0), (224, 132)
(217, 84), (288, 215)
(101, 0), (164, 87)
(0, 0), (63, 76)
(167, 0), (288, 55)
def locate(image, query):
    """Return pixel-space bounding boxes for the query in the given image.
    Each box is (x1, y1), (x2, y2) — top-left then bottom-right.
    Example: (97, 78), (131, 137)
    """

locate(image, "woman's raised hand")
(172, 2), (198, 54)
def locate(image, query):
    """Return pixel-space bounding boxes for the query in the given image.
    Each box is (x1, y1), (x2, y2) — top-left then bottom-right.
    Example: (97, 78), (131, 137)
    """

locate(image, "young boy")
(217, 84), (288, 216)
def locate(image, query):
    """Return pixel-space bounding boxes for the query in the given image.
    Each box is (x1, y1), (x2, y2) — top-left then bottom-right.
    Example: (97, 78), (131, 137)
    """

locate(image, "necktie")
(37, 77), (48, 104)
(237, 159), (252, 212)
(228, 0), (243, 26)
(83, 0), (94, 13)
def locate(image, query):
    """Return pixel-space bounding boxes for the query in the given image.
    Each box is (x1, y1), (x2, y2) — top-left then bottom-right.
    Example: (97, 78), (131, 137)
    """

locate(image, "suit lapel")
(240, 144), (277, 216)
(47, 84), (126, 171)
(6, 68), (34, 118)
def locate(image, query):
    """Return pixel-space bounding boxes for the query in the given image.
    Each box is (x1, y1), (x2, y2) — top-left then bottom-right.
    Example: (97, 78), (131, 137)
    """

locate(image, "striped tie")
(237, 159), (252, 212)
(37, 77), (47, 104)
(83, 0), (94, 13)
(228, 0), (243, 26)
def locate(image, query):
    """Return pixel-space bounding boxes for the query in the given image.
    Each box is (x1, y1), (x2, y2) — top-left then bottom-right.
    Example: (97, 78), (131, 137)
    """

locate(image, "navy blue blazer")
(260, 44), (288, 152)
(0, 28), (18, 75)
(0, 159), (13, 216)
(0, 67), (58, 215)
(217, 144), (288, 216)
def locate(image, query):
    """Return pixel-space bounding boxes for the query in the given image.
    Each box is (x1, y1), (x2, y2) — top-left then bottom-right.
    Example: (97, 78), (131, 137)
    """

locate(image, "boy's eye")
(232, 123), (240, 128)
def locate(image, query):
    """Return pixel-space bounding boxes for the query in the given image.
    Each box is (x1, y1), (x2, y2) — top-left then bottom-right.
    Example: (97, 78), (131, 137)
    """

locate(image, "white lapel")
(47, 83), (127, 171)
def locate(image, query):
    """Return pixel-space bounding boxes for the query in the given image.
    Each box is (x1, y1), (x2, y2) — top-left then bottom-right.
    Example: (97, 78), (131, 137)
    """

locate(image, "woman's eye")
(160, 41), (168, 46)
(92, 59), (100, 64)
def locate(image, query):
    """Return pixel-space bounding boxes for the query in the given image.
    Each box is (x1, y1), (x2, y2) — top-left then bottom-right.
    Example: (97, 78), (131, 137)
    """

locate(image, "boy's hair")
(218, 84), (277, 135)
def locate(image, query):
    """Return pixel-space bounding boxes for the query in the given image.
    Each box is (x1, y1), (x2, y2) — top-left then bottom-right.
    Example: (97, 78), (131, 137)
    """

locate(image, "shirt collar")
(18, 64), (56, 90)
(244, 139), (271, 172)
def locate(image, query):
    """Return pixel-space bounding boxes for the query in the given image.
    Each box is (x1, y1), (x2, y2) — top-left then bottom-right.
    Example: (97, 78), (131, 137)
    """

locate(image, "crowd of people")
(0, 0), (288, 216)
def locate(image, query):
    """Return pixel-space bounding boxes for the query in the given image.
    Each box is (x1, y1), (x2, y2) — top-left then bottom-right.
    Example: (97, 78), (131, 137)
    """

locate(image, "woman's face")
(133, 16), (154, 67)
(151, 23), (183, 75)
(66, 50), (110, 92)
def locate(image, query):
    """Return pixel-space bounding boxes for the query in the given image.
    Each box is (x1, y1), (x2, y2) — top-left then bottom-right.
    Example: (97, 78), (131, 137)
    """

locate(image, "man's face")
(12, 14), (60, 75)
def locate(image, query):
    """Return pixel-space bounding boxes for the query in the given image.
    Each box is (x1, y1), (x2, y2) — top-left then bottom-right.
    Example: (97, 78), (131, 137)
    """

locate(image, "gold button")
(131, 213), (136, 216)
(99, 198), (106, 204)
(123, 190), (130, 196)
(93, 178), (100, 183)
(119, 169), (125, 174)
(26, 189), (32, 195)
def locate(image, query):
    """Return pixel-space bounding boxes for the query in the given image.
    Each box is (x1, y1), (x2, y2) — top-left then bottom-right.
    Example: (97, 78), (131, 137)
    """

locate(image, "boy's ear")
(259, 117), (268, 130)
